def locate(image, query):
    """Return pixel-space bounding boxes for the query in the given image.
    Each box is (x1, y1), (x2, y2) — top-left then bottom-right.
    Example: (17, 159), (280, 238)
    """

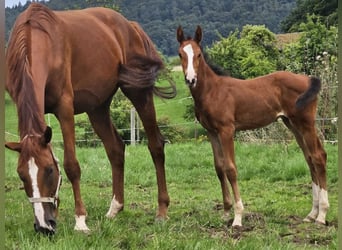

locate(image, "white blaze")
(28, 158), (52, 230)
(183, 44), (196, 85)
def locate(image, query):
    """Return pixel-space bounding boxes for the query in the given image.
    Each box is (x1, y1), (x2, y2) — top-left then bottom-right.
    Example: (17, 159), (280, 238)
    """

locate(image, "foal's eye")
(198, 53), (201, 58)
(178, 53), (182, 58)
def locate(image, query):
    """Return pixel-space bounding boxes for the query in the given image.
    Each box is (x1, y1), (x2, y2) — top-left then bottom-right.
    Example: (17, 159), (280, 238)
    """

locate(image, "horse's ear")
(41, 126), (52, 145)
(177, 25), (185, 43)
(194, 25), (202, 44)
(5, 142), (21, 153)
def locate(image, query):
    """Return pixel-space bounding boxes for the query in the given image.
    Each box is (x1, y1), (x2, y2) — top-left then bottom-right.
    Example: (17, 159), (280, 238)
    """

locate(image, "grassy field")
(5, 141), (338, 249)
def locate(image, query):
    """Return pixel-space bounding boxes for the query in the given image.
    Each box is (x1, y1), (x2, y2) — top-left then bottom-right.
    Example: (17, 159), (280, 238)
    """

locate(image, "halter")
(22, 134), (62, 208)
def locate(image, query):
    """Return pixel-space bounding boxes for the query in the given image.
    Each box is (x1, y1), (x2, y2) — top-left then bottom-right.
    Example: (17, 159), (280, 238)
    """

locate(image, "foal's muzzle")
(185, 75), (197, 87)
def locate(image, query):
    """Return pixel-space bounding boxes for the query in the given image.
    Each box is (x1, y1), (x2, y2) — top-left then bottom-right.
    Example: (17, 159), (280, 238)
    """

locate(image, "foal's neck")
(190, 59), (218, 100)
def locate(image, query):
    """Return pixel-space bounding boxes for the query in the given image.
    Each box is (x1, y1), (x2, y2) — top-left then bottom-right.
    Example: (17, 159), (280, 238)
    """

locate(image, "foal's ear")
(177, 25), (185, 43)
(5, 142), (21, 153)
(41, 126), (52, 145)
(194, 25), (202, 44)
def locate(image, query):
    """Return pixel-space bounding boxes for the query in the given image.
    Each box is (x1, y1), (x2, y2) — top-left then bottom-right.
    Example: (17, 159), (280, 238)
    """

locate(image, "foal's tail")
(295, 76), (321, 109)
(118, 22), (176, 99)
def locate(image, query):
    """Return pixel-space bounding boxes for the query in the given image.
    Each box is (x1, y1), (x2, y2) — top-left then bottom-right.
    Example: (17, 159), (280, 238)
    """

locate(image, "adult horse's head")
(177, 25), (203, 88)
(5, 127), (62, 235)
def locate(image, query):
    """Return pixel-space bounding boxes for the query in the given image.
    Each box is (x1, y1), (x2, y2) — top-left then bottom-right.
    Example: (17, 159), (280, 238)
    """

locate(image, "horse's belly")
(73, 89), (113, 114)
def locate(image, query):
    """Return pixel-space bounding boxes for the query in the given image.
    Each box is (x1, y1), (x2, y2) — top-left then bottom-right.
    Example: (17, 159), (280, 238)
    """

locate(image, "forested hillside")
(5, 0), (296, 55)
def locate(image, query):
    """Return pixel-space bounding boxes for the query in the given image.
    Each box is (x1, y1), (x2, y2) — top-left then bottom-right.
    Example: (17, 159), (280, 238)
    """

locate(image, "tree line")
(6, 0), (298, 55)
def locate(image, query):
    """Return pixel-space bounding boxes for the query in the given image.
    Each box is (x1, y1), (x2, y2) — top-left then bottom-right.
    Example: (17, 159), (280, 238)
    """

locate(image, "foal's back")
(211, 71), (314, 130)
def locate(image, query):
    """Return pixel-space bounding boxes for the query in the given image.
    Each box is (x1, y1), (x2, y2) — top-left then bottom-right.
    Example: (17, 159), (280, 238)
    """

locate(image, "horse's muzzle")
(34, 218), (57, 235)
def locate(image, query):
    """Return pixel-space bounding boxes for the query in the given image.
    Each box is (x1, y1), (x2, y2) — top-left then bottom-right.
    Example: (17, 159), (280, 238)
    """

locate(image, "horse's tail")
(118, 22), (176, 99)
(295, 76), (321, 109)
(6, 3), (56, 135)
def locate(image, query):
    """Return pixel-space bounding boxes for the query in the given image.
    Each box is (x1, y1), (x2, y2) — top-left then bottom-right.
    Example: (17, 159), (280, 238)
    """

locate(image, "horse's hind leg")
(282, 117), (329, 224)
(87, 101), (125, 218)
(122, 88), (169, 219)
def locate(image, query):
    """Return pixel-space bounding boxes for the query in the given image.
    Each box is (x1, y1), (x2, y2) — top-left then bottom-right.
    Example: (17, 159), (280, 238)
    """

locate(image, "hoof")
(303, 216), (315, 223)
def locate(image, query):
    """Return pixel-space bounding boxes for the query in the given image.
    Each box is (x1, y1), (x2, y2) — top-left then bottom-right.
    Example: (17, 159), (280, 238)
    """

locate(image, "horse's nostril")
(49, 219), (57, 229)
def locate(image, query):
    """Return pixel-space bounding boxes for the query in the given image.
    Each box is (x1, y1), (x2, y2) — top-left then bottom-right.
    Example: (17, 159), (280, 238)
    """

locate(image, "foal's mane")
(6, 3), (57, 137)
(185, 37), (229, 76)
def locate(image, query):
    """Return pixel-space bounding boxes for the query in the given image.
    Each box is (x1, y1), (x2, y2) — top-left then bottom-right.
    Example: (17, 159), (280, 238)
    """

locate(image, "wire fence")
(5, 97), (338, 149)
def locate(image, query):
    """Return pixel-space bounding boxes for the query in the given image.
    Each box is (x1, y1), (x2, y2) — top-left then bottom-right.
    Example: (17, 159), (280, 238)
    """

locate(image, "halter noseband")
(28, 172), (62, 208)
(22, 134), (62, 208)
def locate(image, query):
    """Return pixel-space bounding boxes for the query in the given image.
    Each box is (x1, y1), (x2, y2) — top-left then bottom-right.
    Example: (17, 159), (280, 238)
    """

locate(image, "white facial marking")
(28, 158), (52, 230)
(183, 44), (197, 86)
(106, 195), (123, 218)
(74, 215), (90, 231)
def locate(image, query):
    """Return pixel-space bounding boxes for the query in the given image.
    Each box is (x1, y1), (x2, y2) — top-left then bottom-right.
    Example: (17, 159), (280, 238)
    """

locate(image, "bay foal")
(176, 26), (328, 227)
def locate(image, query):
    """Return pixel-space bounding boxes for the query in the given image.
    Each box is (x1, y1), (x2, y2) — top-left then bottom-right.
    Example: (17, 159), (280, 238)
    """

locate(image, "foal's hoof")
(315, 219), (327, 226)
(303, 216), (315, 223)
(155, 214), (170, 222)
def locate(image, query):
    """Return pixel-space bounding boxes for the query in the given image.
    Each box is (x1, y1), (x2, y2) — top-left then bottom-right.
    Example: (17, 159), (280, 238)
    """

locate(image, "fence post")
(130, 107), (136, 145)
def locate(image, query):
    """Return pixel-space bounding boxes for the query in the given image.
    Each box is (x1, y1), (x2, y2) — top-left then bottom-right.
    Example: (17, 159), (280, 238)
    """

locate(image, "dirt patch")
(279, 215), (337, 246)
(202, 208), (336, 247)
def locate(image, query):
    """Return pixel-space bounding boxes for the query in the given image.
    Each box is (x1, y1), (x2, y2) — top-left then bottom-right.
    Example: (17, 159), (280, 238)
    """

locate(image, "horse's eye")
(178, 53), (182, 58)
(45, 166), (54, 177)
(198, 53), (201, 58)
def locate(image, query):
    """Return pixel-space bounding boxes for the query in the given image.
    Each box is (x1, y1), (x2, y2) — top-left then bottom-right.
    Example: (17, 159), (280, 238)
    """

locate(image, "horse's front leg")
(55, 102), (90, 232)
(218, 127), (244, 228)
(208, 132), (233, 219)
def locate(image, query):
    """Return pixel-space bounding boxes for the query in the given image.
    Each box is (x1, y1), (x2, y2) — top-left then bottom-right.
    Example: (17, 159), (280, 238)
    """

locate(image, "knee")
(63, 160), (81, 181)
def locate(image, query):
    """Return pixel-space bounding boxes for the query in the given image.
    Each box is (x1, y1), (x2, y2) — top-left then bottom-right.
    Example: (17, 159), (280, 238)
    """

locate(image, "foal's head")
(177, 25), (203, 88)
(6, 127), (61, 235)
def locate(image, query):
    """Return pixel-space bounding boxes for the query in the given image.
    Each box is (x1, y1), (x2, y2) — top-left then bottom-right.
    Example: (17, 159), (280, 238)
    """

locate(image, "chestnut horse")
(176, 26), (329, 228)
(5, 3), (176, 235)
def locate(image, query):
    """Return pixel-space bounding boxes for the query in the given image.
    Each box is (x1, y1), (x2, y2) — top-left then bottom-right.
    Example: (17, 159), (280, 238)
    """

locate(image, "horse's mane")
(119, 22), (176, 99)
(6, 3), (57, 137)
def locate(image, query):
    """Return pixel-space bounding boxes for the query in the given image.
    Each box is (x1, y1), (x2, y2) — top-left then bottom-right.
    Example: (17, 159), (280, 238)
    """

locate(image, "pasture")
(5, 141), (338, 249)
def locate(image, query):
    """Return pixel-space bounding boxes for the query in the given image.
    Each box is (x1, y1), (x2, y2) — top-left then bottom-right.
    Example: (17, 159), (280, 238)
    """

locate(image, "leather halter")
(22, 134), (62, 208)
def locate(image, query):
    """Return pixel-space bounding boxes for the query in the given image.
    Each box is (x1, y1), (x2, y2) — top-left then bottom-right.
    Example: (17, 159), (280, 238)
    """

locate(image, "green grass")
(5, 142), (338, 249)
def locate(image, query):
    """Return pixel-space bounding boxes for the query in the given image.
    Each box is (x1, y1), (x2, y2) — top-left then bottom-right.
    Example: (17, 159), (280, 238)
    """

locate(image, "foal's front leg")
(218, 128), (244, 227)
(208, 132), (233, 218)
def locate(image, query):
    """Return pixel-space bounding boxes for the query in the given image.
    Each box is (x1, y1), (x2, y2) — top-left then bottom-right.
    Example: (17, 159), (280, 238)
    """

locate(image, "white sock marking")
(232, 199), (244, 227)
(74, 215), (90, 231)
(106, 195), (123, 218)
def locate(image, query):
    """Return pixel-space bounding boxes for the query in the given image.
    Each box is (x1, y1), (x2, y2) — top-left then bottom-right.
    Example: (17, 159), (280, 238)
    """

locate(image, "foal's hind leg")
(122, 88), (170, 219)
(283, 117), (329, 224)
(87, 102), (125, 218)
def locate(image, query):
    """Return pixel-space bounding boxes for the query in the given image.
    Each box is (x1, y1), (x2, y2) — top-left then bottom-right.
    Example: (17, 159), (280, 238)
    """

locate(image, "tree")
(207, 25), (280, 79)
(280, 0), (337, 32)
